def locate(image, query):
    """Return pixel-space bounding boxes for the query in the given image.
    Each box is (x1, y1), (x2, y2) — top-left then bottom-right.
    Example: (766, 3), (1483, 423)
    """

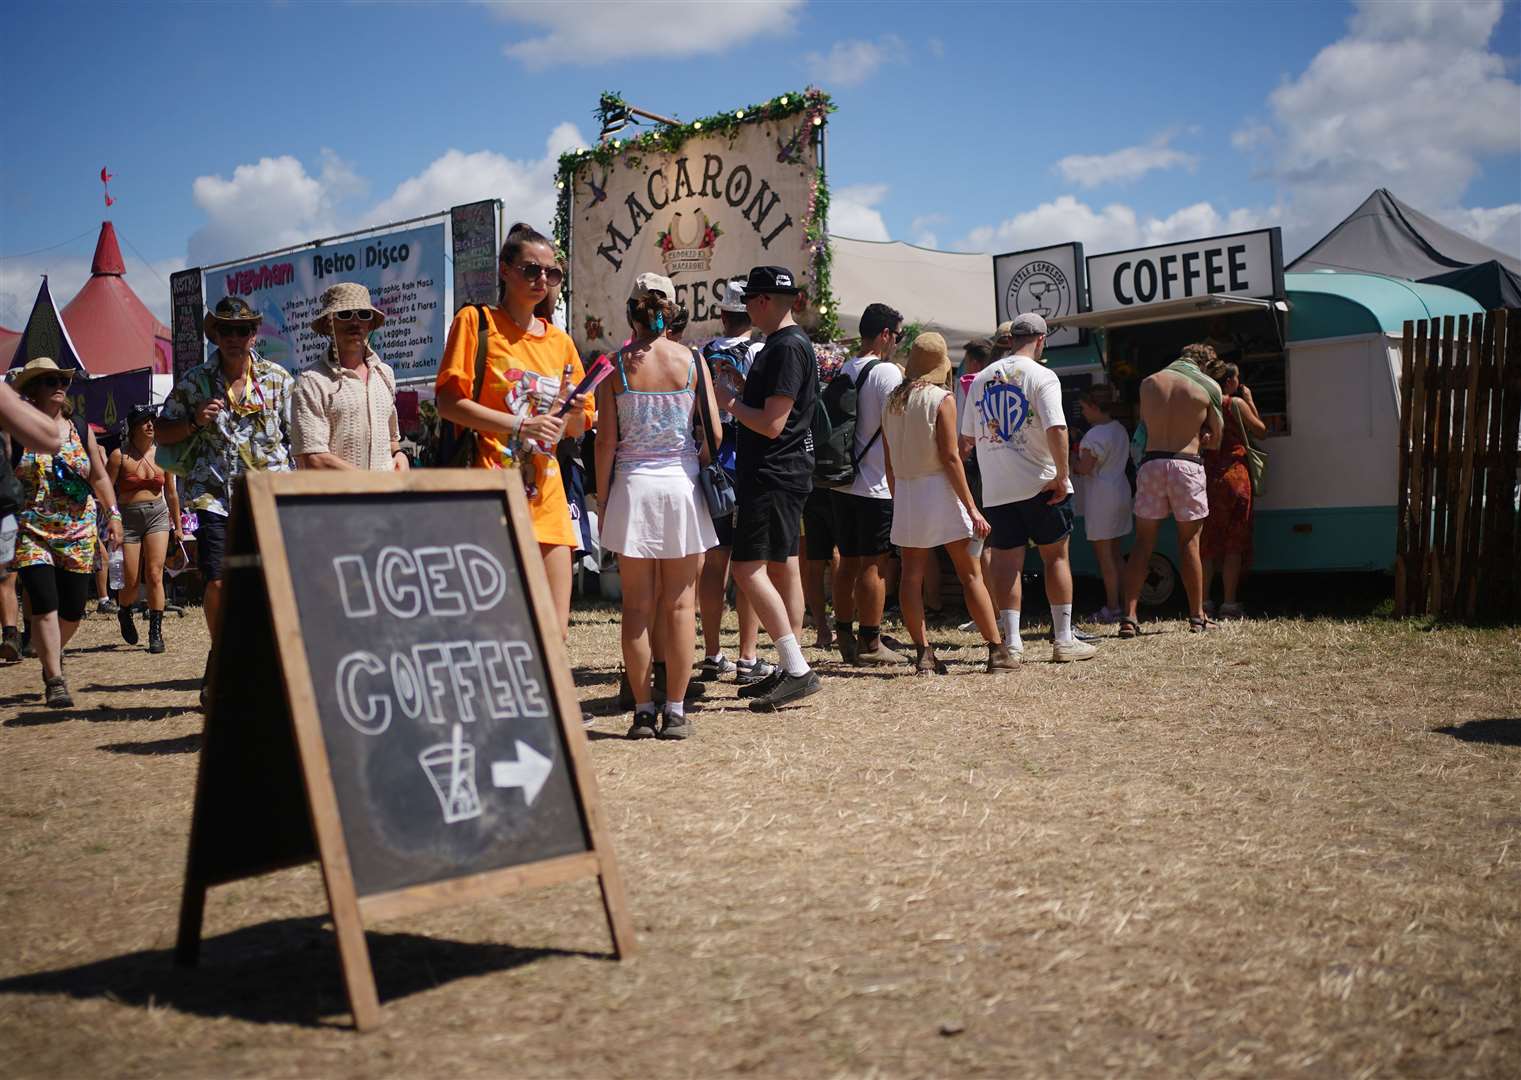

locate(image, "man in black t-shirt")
(713, 266), (822, 712)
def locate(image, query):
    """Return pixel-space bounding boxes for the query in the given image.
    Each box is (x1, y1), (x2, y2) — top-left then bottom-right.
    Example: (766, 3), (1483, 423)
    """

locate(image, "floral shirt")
(161, 351), (293, 516)
(14, 419), (97, 573)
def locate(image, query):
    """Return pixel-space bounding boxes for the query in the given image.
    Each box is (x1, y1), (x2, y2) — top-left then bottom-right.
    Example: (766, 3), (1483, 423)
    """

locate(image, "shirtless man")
(1119, 343), (1223, 636)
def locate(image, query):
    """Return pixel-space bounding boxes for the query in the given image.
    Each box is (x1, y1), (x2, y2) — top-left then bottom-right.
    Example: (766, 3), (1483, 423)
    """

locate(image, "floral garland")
(554, 88), (839, 343)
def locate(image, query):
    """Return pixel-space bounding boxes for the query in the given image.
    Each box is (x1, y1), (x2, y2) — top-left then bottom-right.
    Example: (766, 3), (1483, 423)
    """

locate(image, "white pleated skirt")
(889, 472), (974, 549)
(601, 459), (718, 559)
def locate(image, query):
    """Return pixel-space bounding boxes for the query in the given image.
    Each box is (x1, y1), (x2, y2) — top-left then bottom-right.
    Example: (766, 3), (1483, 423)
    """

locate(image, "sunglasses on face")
(219, 325), (256, 339)
(514, 263), (564, 286)
(36, 375), (69, 389)
(334, 309), (376, 323)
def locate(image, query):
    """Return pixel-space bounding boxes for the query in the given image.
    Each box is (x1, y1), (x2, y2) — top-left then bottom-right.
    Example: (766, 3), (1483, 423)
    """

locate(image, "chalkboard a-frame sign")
(174, 470), (634, 1031)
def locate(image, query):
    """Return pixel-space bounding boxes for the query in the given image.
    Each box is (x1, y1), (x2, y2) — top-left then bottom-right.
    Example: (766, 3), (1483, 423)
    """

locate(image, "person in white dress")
(1073, 384), (1133, 623)
(595, 276), (720, 740)
(880, 333), (1018, 676)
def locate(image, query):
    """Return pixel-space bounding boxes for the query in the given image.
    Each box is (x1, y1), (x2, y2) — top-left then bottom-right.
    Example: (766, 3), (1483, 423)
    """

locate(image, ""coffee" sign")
(1086, 228), (1283, 313)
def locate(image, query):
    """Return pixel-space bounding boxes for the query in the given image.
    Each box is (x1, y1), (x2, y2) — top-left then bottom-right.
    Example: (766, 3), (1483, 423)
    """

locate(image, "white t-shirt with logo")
(959, 355), (1070, 506)
(831, 355), (903, 499)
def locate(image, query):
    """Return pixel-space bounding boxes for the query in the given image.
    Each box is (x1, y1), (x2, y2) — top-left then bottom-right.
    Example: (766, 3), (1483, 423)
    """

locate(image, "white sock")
(737, 654), (759, 667)
(707, 652), (725, 663)
(775, 634), (809, 676)
(665, 700), (685, 718)
(999, 609), (1021, 647)
(1053, 603), (1074, 645)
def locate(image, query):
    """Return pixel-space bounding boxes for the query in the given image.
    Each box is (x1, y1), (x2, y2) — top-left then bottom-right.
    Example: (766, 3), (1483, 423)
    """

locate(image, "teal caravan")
(1042, 229), (1484, 605)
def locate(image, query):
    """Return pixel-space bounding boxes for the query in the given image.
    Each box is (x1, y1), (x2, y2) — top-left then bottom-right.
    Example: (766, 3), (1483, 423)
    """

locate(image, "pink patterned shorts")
(1134, 458), (1209, 522)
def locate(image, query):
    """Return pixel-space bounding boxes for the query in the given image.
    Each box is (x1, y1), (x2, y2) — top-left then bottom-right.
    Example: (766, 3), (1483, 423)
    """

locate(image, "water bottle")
(108, 545), (126, 591)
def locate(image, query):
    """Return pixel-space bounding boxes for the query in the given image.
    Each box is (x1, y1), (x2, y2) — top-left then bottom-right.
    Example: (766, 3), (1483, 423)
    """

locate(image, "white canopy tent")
(828, 236), (995, 349)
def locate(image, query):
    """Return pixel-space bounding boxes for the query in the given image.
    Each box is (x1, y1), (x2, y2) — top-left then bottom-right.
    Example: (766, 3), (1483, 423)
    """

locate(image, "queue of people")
(3, 228), (1259, 722)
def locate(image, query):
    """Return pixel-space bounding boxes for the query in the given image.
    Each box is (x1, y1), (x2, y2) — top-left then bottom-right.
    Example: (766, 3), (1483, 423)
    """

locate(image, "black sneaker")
(97, 598), (120, 615)
(737, 667), (786, 698)
(748, 670), (822, 712)
(0, 627), (20, 662)
(657, 709), (691, 740)
(698, 655), (737, 681)
(734, 659), (776, 686)
(626, 710), (659, 740)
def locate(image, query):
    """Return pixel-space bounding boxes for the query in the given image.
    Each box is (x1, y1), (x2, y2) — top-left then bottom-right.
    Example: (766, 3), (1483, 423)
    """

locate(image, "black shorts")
(734, 487), (807, 564)
(985, 493), (1074, 550)
(830, 490), (894, 558)
(712, 507), (735, 548)
(802, 489), (836, 561)
(196, 510), (229, 582)
(17, 563), (92, 621)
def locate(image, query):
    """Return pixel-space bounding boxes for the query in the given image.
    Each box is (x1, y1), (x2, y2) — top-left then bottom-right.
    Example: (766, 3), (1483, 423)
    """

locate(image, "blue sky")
(2, 0), (1517, 326)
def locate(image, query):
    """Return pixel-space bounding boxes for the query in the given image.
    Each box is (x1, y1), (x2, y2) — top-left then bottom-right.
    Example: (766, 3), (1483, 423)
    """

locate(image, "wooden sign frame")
(175, 469), (634, 1031)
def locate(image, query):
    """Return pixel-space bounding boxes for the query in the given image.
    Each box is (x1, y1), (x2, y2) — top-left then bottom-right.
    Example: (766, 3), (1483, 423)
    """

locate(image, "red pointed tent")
(60, 222), (172, 375)
(0, 325), (19, 360)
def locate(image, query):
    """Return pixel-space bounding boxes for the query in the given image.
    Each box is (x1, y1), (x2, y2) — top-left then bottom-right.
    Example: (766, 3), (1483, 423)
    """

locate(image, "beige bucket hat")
(310, 282), (387, 335)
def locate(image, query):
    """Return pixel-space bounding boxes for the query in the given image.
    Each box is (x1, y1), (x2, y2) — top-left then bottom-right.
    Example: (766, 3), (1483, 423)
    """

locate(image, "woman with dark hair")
(1201, 361), (1267, 618)
(9, 358), (123, 706)
(595, 274), (718, 739)
(107, 404), (183, 652)
(435, 223), (593, 639)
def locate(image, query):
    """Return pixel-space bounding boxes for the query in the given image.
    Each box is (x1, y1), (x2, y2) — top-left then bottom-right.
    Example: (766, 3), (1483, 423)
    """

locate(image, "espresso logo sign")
(1007, 260), (1072, 322)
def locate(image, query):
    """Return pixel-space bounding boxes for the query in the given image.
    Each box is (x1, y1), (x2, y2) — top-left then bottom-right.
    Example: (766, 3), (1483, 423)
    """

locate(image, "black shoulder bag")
(436, 305), (491, 468)
(691, 349), (738, 519)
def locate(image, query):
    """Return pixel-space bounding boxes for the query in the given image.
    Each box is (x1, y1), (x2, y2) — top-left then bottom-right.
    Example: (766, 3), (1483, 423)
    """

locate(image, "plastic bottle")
(108, 546), (125, 591)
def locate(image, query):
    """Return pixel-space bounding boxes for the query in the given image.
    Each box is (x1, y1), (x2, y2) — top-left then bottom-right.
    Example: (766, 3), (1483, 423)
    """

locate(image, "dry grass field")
(1, 600), (1517, 1078)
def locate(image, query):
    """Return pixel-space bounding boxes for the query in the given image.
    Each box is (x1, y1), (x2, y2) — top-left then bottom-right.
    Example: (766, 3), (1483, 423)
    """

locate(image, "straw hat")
(906, 332), (952, 386)
(310, 282), (387, 335)
(203, 296), (263, 341)
(11, 356), (76, 394)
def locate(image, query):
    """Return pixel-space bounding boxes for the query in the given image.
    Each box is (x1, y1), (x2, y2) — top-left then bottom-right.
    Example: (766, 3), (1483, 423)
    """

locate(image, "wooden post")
(1406, 321), (1431, 615)
(1498, 311), (1521, 618)
(1460, 314), (1493, 620)
(1442, 316), (1471, 617)
(1394, 321), (1416, 617)
(1430, 317), (1457, 616)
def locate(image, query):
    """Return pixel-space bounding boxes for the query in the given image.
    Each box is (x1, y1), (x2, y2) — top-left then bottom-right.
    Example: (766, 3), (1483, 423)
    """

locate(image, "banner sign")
(170, 268), (205, 384)
(210, 223), (446, 380)
(568, 121), (818, 352)
(69, 366), (152, 434)
(450, 201), (499, 311)
(1087, 228), (1284, 313)
(992, 242), (1086, 349)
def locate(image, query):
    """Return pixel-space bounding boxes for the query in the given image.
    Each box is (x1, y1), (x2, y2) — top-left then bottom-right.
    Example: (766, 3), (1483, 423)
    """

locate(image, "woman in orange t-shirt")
(436, 224), (593, 638)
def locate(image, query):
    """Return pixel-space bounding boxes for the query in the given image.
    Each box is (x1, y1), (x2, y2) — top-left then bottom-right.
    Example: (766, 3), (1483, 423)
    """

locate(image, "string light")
(735, 110), (745, 118)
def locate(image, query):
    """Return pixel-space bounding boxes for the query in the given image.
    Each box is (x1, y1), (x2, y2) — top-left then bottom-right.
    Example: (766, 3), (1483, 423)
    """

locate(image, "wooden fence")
(1396, 309), (1521, 620)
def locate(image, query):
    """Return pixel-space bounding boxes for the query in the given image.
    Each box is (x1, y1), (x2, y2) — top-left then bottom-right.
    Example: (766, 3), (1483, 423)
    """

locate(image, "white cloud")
(481, 0), (802, 69)
(958, 195), (1268, 255)
(909, 213), (947, 249)
(831, 183), (891, 242)
(185, 124), (588, 269)
(1056, 131), (1199, 188)
(1235, 0), (1520, 255)
(1436, 204), (1521, 252)
(804, 35), (905, 88)
(1, 251), (179, 335)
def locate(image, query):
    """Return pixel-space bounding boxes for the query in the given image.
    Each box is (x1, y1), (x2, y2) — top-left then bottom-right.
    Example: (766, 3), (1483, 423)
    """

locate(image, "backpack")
(813, 359), (883, 486)
(433, 305), (490, 468)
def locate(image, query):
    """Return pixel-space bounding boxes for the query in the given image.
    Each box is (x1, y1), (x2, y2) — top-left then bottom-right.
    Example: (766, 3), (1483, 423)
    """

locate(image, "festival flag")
(101, 166), (114, 207)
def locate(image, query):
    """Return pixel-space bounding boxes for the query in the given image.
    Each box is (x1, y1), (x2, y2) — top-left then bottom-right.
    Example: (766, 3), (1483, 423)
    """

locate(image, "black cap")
(742, 265), (802, 296)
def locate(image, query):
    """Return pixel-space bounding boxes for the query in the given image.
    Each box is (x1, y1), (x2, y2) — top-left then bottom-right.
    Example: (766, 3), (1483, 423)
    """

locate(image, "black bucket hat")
(203, 296), (262, 341)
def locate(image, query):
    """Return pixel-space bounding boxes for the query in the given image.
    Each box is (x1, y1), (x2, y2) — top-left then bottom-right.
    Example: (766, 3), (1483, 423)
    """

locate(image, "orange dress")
(1202, 395), (1253, 562)
(436, 307), (595, 547)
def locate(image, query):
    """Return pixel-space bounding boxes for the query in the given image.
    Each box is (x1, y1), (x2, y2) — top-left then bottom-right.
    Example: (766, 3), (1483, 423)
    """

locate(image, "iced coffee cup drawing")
(419, 723), (482, 824)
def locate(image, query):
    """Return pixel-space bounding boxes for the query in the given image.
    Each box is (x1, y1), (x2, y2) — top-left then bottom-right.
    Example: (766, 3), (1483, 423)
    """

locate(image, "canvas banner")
(208, 223), (446, 380)
(568, 121), (818, 351)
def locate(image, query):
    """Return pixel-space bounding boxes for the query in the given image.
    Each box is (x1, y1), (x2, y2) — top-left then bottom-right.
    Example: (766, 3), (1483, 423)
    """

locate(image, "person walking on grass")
(1118, 343), (1223, 637)
(1073, 384), (1131, 624)
(106, 405), (183, 654)
(8, 358), (123, 707)
(881, 333), (1018, 676)
(158, 296), (294, 702)
(960, 313), (1096, 663)
(711, 266), (823, 712)
(825, 302), (905, 667)
(596, 276), (720, 740)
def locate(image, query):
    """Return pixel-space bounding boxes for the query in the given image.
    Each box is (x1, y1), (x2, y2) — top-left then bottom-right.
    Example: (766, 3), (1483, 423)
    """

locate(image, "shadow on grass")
(78, 677), (203, 694)
(0, 915), (608, 1029)
(1433, 718), (1521, 747)
(4, 705), (190, 728)
(100, 733), (203, 755)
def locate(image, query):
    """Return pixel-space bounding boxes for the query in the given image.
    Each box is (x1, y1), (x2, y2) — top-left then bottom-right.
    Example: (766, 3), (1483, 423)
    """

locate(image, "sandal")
(1117, 617), (1140, 639)
(1189, 616), (1220, 633)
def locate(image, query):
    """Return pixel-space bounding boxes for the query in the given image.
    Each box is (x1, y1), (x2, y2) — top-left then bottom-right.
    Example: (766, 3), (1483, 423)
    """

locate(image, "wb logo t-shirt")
(959, 356), (1071, 507)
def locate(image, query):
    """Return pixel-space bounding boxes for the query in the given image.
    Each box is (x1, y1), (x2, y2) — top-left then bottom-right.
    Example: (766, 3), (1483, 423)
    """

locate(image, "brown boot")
(914, 645), (946, 676)
(986, 642), (1021, 672)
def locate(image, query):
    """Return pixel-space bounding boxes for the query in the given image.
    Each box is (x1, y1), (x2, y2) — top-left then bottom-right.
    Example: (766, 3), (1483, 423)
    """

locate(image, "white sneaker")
(1052, 638), (1098, 663)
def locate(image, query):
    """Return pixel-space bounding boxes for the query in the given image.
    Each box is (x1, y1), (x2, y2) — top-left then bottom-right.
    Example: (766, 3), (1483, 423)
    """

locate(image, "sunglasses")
(219, 325), (257, 339)
(515, 263), (564, 286)
(36, 374), (70, 389)
(334, 309), (376, 323)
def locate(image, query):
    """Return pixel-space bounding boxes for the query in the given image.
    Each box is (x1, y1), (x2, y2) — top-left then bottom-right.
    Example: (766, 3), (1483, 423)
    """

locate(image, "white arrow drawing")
(490, 741), (553, 806)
